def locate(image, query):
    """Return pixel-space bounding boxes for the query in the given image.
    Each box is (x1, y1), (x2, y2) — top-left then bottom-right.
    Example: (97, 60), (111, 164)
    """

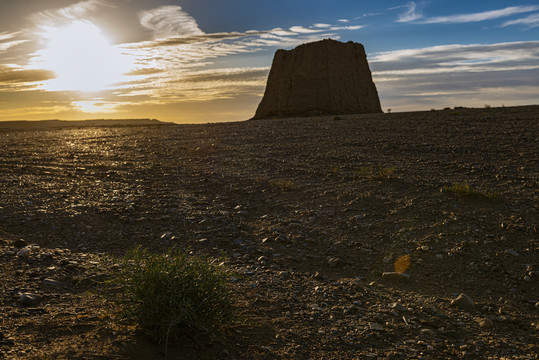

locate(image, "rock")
(420, 328), (436, 336)
(19, 293), (42, 307)
(16, 247), (30, 258)
(389, 302), (406, 312)
(14, 239), (28, 248)
(451, 293), (474, 311)
(369, 322), (384, 331)
(257, 256), (268, 264)
(253, 39), (382, 119)
(327, 257), (343, 268)
(382, 272), (410, 280)
(42, 279), (65, 289)
(478, 318), (494, 329)
(504, 249), (520, 256)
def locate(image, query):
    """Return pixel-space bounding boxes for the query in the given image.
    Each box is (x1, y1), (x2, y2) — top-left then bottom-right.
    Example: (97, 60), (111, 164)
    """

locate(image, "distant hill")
(0, 119), (170, 129)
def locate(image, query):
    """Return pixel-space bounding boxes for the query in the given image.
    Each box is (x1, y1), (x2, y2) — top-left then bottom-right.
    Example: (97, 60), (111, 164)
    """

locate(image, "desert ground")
(0, 105), (537, 359)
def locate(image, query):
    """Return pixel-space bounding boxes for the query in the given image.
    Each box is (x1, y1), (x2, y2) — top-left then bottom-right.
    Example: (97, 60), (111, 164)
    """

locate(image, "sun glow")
(35, 21), (131, 92)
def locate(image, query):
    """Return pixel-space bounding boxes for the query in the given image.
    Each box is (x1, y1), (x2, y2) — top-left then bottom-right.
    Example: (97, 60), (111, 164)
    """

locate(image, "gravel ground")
(0, 105), (537, 359)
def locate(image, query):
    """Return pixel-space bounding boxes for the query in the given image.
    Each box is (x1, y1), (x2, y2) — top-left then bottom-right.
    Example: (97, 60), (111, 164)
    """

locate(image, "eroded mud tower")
(253, 39), (382, 119)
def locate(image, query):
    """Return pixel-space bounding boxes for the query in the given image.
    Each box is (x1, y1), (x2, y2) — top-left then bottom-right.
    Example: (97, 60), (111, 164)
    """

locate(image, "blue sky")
(1, 0), (538, 122)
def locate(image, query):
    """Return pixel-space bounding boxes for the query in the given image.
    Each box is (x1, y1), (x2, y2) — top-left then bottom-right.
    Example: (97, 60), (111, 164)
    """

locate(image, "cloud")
(396, 2), (423, 23)
(125, 68), (164, 76)
(502, 12), (539, 28)
(331, 25), (363, 31)
(370, 41), (539, 110)
(0, 66), (55, 84)
(399, 5), (539, 24)
(422, 5), (539, 24)
(29, 0), (110, 26)
(0, 32), (27, 52)
(139, 5), (204, 39)
(289, 26), (323, 33)
(179, 67), (269, 84)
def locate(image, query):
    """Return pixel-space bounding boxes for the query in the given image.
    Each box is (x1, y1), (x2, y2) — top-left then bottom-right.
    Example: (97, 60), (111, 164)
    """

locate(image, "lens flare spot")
(394, 255), (411, 274)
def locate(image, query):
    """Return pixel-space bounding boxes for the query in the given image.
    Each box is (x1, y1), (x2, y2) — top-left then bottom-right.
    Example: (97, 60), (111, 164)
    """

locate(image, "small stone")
(19, 293), (42, 306)
(389, 302), (406, 312)
(505, 249), (520, 256)
(277, 271), (290, 279)
(421, 245), (430, 251)
(328, 257), (343, 268)
(16, 247), (30, 258)
(479, 318), (494, 329)
(14, 239), (28, 248)
(435, 254), (443, 259)
(42, 279), (64, 289)
(451, 293), (474, 311)
(382, 272), (410, 280)
(343, 305), (359, 315)
(369, 322), (384, 331)
(257, 256), (268, 264)
(420, 328), (435, 336)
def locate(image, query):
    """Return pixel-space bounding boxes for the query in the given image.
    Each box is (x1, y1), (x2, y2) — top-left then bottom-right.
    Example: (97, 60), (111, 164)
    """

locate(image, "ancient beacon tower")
(253, 39), (382, 119)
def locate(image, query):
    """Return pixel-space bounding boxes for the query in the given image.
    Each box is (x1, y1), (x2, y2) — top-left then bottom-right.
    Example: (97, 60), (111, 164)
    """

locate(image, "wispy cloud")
(0, 32), (27, 52)
(502, 12), (539, 28)
(396, 2), (423, 23)
(0, 65), (55, 84)
(421, 5), (539, 24)
(139, 5), (204, 39)
(397, 4), (539, 24)
(370, 41), (539, 110)
(29, 0), (110, 26)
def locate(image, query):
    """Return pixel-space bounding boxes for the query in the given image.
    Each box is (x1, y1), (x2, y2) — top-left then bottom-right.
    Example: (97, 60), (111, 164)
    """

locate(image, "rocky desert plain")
(0, 105), (537, 359)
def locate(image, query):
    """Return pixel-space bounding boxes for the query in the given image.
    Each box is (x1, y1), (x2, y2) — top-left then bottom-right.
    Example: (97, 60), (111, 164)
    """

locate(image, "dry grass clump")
(356, 165), (397, 179)
(441, 182), (498, 199)
(110, 246), (236, 343)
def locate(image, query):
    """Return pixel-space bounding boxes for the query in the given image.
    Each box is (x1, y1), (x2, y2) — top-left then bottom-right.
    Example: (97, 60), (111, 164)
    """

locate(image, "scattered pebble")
(327, 257), (343, 268)
(478, 318), (494, 329)
(382, 272), (410, 280)
(16, 247), (30, 258)
(19, 293), (42, 307)
(451, 293), (474, 311)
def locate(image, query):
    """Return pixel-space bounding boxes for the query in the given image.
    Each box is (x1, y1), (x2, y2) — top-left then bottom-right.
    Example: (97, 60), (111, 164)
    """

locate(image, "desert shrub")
(111, 246), (236, 342)
(441, 182), (497, 199)
(270, 179), (297, 191)
(356, 165), (396, 179)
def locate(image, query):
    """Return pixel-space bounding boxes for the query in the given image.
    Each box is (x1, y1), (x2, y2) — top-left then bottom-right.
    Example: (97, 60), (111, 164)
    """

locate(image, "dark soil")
(0, 105), (537, 359)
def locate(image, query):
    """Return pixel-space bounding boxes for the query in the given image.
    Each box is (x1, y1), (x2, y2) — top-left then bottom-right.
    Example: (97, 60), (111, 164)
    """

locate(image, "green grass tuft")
(356, 166), (397, 180)
(110, 246), (236, 343)
(441, 182), (498, 199)
(269, 179), (297, 191)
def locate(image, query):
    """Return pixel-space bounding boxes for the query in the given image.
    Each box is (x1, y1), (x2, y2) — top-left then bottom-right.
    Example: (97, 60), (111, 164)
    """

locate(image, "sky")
(0, 0), (538, 123)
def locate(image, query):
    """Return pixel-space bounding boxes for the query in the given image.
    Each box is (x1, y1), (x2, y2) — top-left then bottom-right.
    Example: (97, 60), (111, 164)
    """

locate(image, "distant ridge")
(0, 119), (170, 129)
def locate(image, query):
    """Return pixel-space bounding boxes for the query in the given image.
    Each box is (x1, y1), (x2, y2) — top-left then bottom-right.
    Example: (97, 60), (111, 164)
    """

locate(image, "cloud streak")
(0, 66), (55, 84)
(396, 2), (423, 23)
(502, 12), (539, 28)
(397, 3), (539, 24)
(421, 5), (539, 24)
(139, 5), (204, 39)
(371, 41), (539, 110)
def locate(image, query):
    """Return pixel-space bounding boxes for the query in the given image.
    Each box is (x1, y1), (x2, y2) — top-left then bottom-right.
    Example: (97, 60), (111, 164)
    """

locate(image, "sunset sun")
(36, 21), (130, 93)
